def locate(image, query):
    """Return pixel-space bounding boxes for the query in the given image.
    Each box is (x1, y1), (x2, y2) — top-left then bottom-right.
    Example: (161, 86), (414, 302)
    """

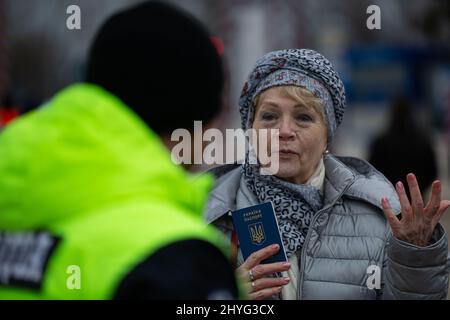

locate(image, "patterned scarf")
(243, 159), (324, 257)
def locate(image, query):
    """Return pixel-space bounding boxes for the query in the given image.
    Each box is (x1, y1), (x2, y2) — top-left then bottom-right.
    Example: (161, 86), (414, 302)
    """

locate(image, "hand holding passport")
(231, 202), (290, 299)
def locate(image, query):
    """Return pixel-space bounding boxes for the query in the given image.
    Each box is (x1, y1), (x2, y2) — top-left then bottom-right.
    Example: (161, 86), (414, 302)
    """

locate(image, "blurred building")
(2, 0), (449, 179)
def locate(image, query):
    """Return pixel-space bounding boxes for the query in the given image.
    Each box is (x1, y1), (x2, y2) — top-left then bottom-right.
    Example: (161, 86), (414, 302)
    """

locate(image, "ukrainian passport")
(231, 202), (287, 264)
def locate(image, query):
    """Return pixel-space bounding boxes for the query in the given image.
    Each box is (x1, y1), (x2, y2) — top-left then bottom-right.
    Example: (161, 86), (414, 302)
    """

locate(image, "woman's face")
(252, 87), (327, 184)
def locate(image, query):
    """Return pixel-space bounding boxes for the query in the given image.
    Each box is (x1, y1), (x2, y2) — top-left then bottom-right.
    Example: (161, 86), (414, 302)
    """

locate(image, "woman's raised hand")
(382, 173), (450, 247)
(236, 244), (291, 300)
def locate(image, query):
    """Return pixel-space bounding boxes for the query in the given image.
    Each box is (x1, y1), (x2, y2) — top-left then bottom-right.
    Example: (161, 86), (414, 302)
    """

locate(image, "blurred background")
(0, 0), (449, 263)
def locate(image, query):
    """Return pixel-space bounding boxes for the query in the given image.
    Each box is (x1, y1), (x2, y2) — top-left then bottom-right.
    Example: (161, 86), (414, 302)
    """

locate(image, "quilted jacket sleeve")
(381, 223), (449, 299)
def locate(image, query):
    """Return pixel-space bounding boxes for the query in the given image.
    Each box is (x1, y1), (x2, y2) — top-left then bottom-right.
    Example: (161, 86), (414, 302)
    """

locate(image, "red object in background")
(0, 108), (19, 127)
(210, 36), (225, 56)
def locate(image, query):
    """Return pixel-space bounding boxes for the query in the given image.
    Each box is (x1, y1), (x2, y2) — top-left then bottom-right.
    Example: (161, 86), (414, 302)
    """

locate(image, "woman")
(205, 49), (450, 300)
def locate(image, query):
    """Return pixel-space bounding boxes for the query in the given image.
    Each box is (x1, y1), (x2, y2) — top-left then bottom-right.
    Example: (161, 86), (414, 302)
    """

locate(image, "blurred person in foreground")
(0, 1), (238, 299)
(205, 49), (450, 299)
(369, 97), (438, 198)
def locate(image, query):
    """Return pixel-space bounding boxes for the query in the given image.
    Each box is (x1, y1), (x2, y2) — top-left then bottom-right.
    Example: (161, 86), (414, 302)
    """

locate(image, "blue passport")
(231, 202), (287, 264)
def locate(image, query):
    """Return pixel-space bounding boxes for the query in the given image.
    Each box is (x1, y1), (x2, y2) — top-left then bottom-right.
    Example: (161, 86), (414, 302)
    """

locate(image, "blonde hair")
(254, 86), (327, 125)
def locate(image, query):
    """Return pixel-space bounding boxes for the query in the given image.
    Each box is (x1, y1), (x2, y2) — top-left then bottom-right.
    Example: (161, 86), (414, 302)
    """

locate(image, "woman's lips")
(276, 149), (298, 158)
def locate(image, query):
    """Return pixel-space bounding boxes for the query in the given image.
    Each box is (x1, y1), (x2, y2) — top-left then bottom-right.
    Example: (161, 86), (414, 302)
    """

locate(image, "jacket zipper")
(297, 181), (354, 300)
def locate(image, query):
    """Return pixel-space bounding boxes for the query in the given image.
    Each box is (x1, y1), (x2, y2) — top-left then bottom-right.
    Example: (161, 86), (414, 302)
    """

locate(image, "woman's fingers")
(396, 181), (412, 220)
(236, 245), (291, 300)
(407, 173), (424, 214)
(243, 244), (280, 270)
(236, 244), (287, 296)
(250, 276), (290, 293)
(251, 261), (291, 280)
(383, 173), (450, 246)
(382, 197), (400, 231)
(249, 286), (283, 300)
(432, 200), (450, 226)
(426, 180), (442, 217)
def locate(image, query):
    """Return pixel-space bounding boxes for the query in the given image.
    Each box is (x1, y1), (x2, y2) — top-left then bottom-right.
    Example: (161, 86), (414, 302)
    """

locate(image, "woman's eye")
(296, 114), (313, 122)
(261, 113), (277, 121)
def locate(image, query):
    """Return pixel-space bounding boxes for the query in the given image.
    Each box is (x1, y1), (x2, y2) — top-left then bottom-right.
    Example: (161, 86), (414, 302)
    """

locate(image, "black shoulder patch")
(0, 230), (60, 290)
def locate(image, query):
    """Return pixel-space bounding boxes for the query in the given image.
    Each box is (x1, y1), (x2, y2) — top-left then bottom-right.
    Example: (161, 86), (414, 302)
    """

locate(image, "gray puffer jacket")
(204, 154), (449, 299)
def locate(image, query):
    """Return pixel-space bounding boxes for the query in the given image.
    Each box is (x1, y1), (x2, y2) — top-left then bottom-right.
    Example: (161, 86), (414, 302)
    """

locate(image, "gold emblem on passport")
(249, 222), (265, 245)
